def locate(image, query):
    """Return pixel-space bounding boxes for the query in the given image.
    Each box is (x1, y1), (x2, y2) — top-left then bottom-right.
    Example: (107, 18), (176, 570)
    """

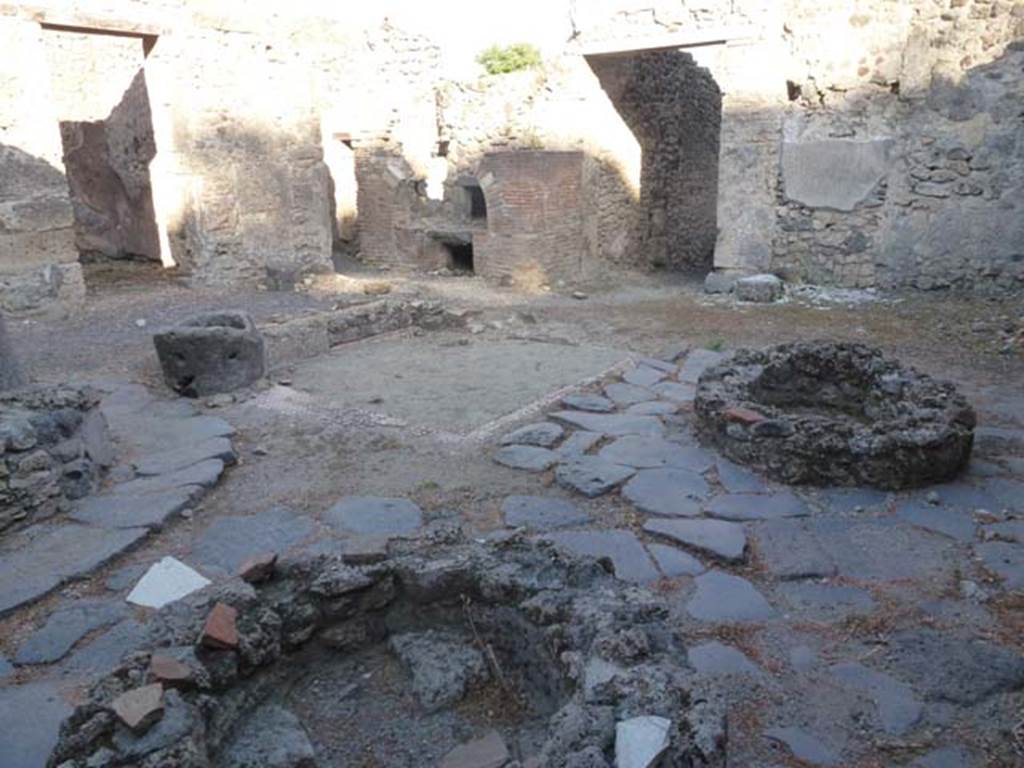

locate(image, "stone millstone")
(111, 683), (165, 733)
(153, 311), (265, 398)
(694, 342), (976, 489)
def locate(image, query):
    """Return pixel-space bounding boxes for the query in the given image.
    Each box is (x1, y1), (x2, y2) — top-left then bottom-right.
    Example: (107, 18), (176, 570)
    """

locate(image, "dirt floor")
(3, 263), (1023, 768)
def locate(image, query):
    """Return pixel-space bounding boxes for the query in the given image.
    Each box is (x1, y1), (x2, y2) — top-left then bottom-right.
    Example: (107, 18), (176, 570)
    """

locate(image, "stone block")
(153, 312), (265, 397)
(782, 139), (893, 211)
(735, 274), (784, 303)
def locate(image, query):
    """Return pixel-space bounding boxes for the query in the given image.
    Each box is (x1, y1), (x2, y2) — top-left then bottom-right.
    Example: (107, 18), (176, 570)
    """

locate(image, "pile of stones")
(1, 385), (113, 533)
(47, 535), (724, 768)
(694, 341), (976, 489)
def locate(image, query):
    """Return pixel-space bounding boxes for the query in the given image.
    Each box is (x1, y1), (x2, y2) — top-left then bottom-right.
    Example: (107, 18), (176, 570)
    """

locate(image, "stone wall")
(0, 385), (113, 534)
(0, 16), (83, 313)
(44, 25), (162, 261)
(588, 50), (722, 270)
(572, 0), (1024, 291)
(2, 0), (1022, 305)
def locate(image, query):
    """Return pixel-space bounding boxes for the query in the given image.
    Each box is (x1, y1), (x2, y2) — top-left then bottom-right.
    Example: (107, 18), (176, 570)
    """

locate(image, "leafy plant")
(705, 338), (725, 352)
(476, 43), (542, 75)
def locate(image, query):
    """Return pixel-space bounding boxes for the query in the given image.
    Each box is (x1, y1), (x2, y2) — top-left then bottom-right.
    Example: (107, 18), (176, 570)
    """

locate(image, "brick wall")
(474, 151), (586, 284)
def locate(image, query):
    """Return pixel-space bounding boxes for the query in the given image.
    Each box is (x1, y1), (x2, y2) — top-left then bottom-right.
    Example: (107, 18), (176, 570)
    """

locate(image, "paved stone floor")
(2, 295), (1023, 766)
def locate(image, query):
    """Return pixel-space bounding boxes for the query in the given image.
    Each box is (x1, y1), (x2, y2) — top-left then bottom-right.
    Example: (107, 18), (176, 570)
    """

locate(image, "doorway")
(40, 25), (166, 287)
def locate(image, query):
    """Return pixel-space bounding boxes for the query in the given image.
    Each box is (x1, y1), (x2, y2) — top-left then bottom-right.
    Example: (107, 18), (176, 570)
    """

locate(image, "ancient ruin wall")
(42, 29), (161, 262)
(474, 150), (587, 284)
(588, 51), (722, 271)
(0, 16), (83, 313)
(574, 0), (1024, 291)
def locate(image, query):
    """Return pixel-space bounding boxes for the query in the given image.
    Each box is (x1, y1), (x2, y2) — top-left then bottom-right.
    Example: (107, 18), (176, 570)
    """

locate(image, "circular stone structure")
(694, 342), (975, 490)
(48, 534), (723, 768)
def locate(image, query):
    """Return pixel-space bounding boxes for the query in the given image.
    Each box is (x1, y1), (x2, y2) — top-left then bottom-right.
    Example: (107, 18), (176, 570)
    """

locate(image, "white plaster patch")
(126, 556), (211, 609)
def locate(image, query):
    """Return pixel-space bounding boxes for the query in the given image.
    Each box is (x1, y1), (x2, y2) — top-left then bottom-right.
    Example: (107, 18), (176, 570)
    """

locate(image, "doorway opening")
(444, 242), (475, 273)
(587, 50), (722, 271)
(40, 25), (167, 289)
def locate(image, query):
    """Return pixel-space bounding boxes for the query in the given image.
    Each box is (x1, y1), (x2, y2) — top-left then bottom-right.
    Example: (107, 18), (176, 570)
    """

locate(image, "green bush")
(476, 43), (542, 75)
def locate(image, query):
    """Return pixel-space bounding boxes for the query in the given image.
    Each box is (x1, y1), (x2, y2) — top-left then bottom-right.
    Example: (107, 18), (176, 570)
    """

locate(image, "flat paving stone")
(61, 618), (147, 676)
(119, 415), (235, 454)
(678, 349), (725, 384)
(0, 680), (72, 768)
(324, 497), (424, 537)
(911, 746), (973, 768)
(645, 518), (747, 563)
(605, 382), (656, 406)
(112, 459), (224, 497)
(810, 518), (959, 582)
(560, 394), (616, 413)
(753, 520), (837, 580)
(556, 431), (603, 458)
(550, 411), (665, 437)
(15, 598), (128, 665)
(501, 495), (591, 530)
(622, 469), (707, 517)
(983, 477), (1024, 512)
(126, 556), (211, 609)
(105, 562), (150, 593)
(493, 445), (559, 471)
(0, 524), (148, 616)
(623, 365), (667, 388)
(647, 543), (706, 577)
(895, 500), (977, 543)
(715, 458), (770, 494)
(194, 508), (316, 572)
(778, 581), (875, 622)
(908, 482), (999, 512)
(499, 422), (565, 448)
(70, 487), (196, 530)
(546, 529), (659, 583)
(883, 628), (1024, 705)
(599, 436), (714, 473)
(134, 437), (237, 476)
(687, 570), (775, 623)
(819, 487), (891, 513)
(638, 357), (677, 373)
(688, 641), (760, 676)
(649, 381), (696, 403)
(984, 520), (1024, 543)
(763, 727), (840, 767)
(555, 456), (636, 497)
(625, 401), (678, 416)
(974, 541), (1024, 589)
(705, 491), (809, 521)
(830, 662), (922, 735)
